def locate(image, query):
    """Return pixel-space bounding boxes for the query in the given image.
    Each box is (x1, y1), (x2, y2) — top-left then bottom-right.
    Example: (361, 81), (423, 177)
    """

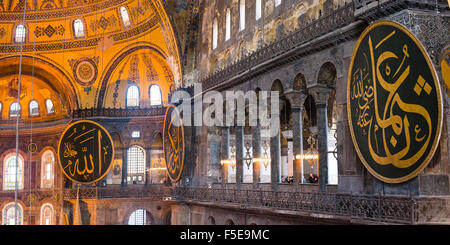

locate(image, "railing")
(353, 0), (448, 10)
(72, 107), (167, 119)
(172, 187), (417, 224)
(63, 185), (450, 224)
(0, 189), (59, 201)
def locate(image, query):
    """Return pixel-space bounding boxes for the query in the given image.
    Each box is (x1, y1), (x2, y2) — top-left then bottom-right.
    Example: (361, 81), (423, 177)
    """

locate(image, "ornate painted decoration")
(69, 57), (99, 87)
(34, 25), (65, 38)
(347, 20), (442, 184)
(58, 120), (114, 184)
(163, 105), (185, 182)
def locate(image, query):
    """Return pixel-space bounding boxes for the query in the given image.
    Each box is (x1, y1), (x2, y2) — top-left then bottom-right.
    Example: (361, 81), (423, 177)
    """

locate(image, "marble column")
(310, 86), (333, 193)
(252, 118), (262, 187)
(220, 127), (230, 184)
(121, 147), (128, 187)
(145, 147), (151, 186)
(285, 92), (308, 185)
(270, 119), (281, 189)
(236, 126), (244, 187)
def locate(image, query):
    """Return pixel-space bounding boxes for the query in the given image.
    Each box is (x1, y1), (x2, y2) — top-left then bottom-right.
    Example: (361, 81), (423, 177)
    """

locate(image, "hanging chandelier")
(295, 134), (319, 167)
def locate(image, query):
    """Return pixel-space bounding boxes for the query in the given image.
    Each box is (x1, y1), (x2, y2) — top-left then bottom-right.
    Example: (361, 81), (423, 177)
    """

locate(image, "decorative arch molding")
(0, 55), (80, 110)
(150, 0), (183, 88)
(96, 43), (172, 109)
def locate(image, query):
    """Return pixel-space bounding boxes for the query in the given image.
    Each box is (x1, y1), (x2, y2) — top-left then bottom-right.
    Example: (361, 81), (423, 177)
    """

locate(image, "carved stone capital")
(284, 90), (309, 108)
(308, 85), (333, 105)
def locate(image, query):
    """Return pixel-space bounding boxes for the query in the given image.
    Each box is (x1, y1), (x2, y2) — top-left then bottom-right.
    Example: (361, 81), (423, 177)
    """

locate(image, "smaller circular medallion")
(74, 59), (98, 87)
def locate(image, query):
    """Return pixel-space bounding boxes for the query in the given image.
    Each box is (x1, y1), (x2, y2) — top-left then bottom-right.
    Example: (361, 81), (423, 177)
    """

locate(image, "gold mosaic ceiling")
(0, 0), (182, 121)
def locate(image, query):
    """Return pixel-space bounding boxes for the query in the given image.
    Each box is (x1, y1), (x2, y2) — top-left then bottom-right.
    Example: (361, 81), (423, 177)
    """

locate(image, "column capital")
(284, 90), (309, 108)
(308, 85), (334, 105)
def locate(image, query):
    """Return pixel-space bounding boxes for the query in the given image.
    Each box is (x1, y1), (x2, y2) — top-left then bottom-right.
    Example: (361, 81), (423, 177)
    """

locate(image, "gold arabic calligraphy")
(59, 121), (113, 183)
(351, 30), (433, 169)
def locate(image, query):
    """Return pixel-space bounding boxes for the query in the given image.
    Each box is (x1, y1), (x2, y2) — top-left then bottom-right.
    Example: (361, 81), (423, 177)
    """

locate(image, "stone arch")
(39, 202), (55, 225)
(97, 44), (173, 109)
(38, 146), (57, 189)
(211, 56), (219, 74)
(274, 18), (284, 40)
(206, 216), (216, 225)
(125, 208), (155, 225)
(225, 218), (235, 225)
(238, 40), (247, 59)
(253, 30), (264, 50)
(271, 79), (284, 94)
(1, 149), (27, 191)
(224, 49), (231, 67)
(1, 201), (26, 225)
(317, 62), (337, 86)
(0, 55), (79, 113)
(293, 73), (307, 91)
(294, 3), (307, 28)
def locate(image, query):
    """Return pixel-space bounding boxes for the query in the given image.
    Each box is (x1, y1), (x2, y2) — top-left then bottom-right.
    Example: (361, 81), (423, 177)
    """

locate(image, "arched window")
(3, 154), (24, 191)
(120, 6), (131, 28)
(126, 85), (140, 108)
(225, 8), (231, 41)
(2, 203), (23, 225)
(41, 151), (54, 189)
(240, 0), (246, 31)
(149, 85), (162, 106)
(127, 146), (145, 184)
(15, 24), (26, 43)
(73, 19), (85, 38)
(29, 100), (39, 116)
(256, 0), (262, 20)
(9, 102), (21, 118)
(40, 204), (53, 225)
(128, 209), (149, 225)
(45, 99), (55, 114)
(212, 17), (218, 50)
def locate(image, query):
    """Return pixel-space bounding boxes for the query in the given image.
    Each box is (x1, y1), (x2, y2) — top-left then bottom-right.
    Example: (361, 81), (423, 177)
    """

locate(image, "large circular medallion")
(58, 120), (114, 185)
(347, 20), (443, 183)
(163, 105), (185, 182)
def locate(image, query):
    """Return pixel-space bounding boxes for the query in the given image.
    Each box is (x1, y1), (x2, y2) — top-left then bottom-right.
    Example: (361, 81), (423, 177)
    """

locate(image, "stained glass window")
(3, 154), (24, 191)
(2, 203), (23, 225)
(41, 151), (54, 189)
(212, 17), (218, 49)
(131, 131), (141, 139)
(149, 85), (162, 106)
(15, 25), (26, 43)
(240, 0), (245, 31)
(40, 204), (53, 225)
(127, 146), (145, 184)
(120, 6), (131, 28)
(127, 85), (140, 108)
(73, 19), (85, 38)
(128, 209), (148, 225)
(256, 0), (262, 20)
(29, 100), (39, 116)
(45, 99), (55, 114)
(226, 9), (231, 40)
(10, 102), (21, 118)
